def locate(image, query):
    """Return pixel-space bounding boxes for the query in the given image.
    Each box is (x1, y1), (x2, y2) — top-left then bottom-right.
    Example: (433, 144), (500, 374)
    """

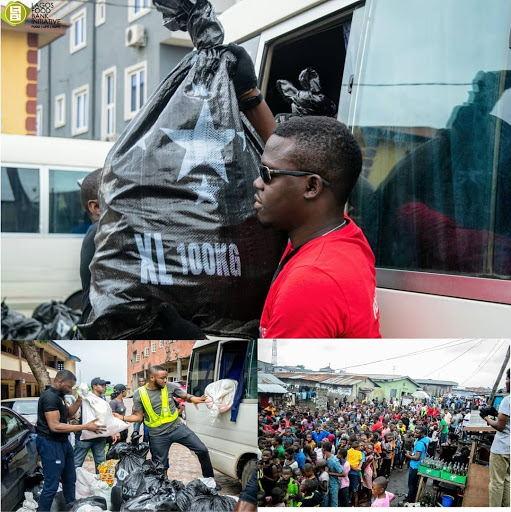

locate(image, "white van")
(185, 338), (257, 488)
(219, 0), (511, 337)
(1, 134), (113, 315)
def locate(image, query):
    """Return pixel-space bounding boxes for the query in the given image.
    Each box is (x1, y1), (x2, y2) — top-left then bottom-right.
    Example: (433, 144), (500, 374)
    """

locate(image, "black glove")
(479, 406), (499, 420)
(227, 43), (258, 98)
(158, 303), (205, 339)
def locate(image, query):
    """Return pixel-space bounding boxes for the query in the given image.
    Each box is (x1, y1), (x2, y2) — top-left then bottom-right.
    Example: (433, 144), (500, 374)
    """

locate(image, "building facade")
(414, 379), (458, 397)
(1, 340), (79, 399)
(365, 374), (419, 401)
(127, 339), (195, 391)
(37, 0), (238, 141)
(1, 1), (67, 134)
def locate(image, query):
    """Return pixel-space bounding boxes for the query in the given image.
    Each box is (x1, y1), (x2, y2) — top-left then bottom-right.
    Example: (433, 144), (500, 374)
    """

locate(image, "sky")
(258, 339), (510, 389)
(58, 340), (128, 387)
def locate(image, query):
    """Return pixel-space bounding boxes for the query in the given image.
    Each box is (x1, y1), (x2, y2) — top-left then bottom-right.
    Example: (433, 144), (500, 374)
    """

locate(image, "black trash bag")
(79, 0), (282, 340)
(130, 430), (141, 446)
(32, 300), (81, 340)
(65, 496), (108, 511)
(190, 494), (237, 512)
(276, 67), (337, 117)
(110, 484), (123, 512)
(106, 442), (131, 460)
(138, 459), (167, 495)
(175, 479), (211, 512)
(25, 466), (44, 489)
(134, 441), (150, 459)
(1, 301), (42, 340)
(121, 491), (178, 512)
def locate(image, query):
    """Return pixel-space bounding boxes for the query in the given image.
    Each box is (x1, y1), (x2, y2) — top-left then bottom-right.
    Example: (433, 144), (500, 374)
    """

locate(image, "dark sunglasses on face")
(259, 164), (331, 187)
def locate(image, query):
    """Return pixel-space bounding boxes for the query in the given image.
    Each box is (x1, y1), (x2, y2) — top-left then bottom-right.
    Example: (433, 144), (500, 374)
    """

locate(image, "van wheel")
(241, 457), (257, 489)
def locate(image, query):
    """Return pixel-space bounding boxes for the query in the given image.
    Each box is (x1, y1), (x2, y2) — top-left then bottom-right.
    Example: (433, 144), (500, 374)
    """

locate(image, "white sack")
(90, 480), (112, 511)
(16, 492), (38, 512)
(75, 507), (103, 512)
(78, 383), (128, 440)
(76, 467), (97, 499)
(204, 379), (238, 423)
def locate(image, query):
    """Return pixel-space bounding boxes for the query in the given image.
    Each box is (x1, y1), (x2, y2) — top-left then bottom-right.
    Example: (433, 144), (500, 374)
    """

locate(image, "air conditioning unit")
(125, 25), (146, 47)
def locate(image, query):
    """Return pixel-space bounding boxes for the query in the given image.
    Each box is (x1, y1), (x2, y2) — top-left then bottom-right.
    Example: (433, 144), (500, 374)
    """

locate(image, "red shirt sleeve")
(262, 265), (349, 338)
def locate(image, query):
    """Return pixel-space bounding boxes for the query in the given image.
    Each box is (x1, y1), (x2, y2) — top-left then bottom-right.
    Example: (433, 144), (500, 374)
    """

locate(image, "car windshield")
(11, 401), (38, 415)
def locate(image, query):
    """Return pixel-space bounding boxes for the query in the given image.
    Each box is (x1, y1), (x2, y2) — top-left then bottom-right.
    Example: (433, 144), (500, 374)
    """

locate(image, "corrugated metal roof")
(274, 373), (379, 387)
(414, 379), (458, 386)
(258, 373), (287, 394)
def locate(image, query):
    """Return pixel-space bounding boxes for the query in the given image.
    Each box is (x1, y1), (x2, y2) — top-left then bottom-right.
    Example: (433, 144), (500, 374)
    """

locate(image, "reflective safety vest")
(138, 385), (179, 428)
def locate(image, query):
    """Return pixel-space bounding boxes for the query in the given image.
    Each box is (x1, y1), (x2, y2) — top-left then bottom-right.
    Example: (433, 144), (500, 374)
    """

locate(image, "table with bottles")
(415, 457), (469, 505)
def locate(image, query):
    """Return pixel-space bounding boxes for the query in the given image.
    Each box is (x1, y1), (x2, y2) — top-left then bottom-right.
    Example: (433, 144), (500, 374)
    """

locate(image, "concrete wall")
(372, 379), (418, 401)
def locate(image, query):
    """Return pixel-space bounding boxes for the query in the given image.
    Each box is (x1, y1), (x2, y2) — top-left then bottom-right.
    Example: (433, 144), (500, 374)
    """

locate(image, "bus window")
(219, 340), (247, 381)
(264, 15), (352, 118)
(188, 343), (217, 396)
(49, 170), (91, 234)
(243, 340), (257, 400)
(345, 0), (511, 284)
(1, 167), (40, 233)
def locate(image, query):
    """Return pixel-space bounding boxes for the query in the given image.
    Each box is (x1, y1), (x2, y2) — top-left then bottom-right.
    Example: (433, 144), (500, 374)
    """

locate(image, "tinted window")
(1, 412), (24, 446)
(343, 0), (511, 279)
(1, 167), (40, 233)
(49, 170), (91, 233)
(188, 344), (217, 396)
(244, 340), (257, 400)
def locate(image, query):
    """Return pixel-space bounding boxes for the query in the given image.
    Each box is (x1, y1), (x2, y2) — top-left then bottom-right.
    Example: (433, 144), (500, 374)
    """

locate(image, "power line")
(458, 339), (508, 386)
(423, 339), (484, 379)
(343, 339), (474, 371)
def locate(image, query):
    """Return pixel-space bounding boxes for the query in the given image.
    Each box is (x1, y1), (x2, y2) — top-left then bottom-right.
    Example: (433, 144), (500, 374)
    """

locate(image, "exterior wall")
(0, 340), (77, 398)
(420, 384), (454, 397)
(127, 340), (195, 392)
(38, 1), (232, 140)
(1, 30), (37, 134)
(372, 379), (418, 401)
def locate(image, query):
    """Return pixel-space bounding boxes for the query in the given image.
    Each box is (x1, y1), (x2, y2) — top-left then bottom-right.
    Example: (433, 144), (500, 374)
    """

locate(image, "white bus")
(219, 0), (511, 337)
(185, 338), (257, 488)
(1, 134), (113, 315)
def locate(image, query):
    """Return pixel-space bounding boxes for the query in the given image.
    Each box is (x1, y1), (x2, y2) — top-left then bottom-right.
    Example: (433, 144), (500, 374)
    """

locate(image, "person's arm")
(44, 410), (106, 434)
(67, 396), (82, 418)
(243, 96), (276, 143)
(113, 409), (143, 423)
(485, 413), (509, 432)
(405, 448), (422, 461)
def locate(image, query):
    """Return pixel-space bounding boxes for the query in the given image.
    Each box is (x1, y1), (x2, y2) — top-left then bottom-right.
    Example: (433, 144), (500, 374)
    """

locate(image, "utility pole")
(489, 344), (510, 404)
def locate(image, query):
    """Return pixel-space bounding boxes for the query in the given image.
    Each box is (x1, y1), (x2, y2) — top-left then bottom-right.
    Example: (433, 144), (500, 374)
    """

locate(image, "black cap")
(114, 384), (127, 392)
(91, 378), (111, 387)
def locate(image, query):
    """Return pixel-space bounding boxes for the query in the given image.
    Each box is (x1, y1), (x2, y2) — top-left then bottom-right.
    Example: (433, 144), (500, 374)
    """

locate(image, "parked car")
(1, 395), (78, 425)
(1, 406), (38, 512)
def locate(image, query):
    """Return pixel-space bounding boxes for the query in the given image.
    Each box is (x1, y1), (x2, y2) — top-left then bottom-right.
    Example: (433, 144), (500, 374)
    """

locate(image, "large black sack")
(32, 300), (81, 339)
(190, 494), (237, 512)
(175, 479), (211, 512)
(79, 0), (281, 340)
(1, 301), (41, 340)
(120, 491), (178, 512)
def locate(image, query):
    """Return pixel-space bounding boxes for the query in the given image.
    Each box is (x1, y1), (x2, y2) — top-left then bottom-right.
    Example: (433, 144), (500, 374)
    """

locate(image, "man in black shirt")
(36, 370), (106, 512)
(79, 168), (102, 324)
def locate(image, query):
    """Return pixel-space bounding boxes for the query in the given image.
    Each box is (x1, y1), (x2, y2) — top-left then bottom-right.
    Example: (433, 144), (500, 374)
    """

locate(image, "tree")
(14, 340), (51, 388)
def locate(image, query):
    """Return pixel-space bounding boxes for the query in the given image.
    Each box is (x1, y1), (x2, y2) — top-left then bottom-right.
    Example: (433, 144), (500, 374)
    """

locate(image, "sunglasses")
(259, 164), (331, 187)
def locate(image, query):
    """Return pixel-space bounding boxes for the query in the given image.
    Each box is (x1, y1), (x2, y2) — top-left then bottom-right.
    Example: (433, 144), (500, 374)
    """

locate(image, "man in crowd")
(113, 365), (217, 484)
(74, 377), (119, 472)
(483, 368), (510, 507)
(36, 370), (106, 512)
(404, 425), (428, 503)
(133, 375), (149, 442)
(79, 168), (101, 324)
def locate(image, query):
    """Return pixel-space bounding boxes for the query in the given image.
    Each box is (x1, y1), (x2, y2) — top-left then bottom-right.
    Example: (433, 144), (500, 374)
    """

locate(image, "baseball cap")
(114, 384), (127, 392)
(91, 378), (111, 387)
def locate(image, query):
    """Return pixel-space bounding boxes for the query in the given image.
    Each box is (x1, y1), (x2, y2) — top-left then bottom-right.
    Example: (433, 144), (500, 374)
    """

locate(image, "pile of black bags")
(2, 300), (80, 340)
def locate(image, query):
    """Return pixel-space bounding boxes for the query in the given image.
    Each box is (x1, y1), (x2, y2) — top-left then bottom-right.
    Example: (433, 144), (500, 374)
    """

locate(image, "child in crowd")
(276, 466), (300, 507)
(284, 447), (299, 471)
(371, 476), (395, 507)
(297, 478), (324, 507)
(270, 487), (286, 507)
(337, 448), (351, 507)
(316, 459), (329, 506)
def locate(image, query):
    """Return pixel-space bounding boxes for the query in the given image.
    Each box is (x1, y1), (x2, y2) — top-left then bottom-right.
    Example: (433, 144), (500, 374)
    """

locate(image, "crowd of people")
(257, 395), (480, 507)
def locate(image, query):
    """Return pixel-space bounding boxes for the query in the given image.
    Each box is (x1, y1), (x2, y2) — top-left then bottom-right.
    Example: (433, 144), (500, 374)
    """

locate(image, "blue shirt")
(409, 438), (428, 469)
(295, 450), (306, 469)
(312, 431), (329, 444)
(326, 456), (343, 487)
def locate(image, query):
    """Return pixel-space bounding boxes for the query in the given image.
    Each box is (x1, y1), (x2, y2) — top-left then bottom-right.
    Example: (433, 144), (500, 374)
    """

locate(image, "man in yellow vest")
(113, 365), (215, 480)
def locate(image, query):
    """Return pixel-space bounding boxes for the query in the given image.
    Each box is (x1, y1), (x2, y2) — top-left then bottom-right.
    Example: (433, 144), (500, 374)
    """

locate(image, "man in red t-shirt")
(253, 116), (380, 338)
